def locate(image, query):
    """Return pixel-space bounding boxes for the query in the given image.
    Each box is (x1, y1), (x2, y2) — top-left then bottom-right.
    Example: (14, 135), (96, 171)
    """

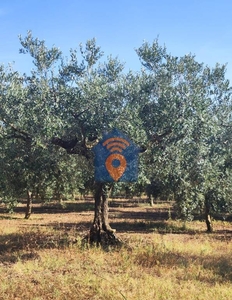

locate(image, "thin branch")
(3, 118), (32, 142)
(72, 107), (90, 120)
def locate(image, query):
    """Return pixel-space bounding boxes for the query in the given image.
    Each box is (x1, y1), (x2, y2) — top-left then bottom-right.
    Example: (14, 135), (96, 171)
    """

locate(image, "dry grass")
(0, 199), (232, 300)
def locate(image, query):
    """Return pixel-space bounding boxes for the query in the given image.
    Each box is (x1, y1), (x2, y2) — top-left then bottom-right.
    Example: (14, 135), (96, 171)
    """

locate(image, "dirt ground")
(0, 197), (170, 232)
(0, 197), (231, 242)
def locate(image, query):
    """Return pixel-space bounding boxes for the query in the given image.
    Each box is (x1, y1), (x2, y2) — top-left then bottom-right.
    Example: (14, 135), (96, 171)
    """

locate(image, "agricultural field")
(0, 198), (232, 300)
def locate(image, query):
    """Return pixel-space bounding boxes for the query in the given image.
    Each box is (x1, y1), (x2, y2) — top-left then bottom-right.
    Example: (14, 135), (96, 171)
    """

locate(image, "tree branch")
(152, 128), (172, 144)
(51, 136), (92, 159)
(72, 107), (90, 120)
(3, 119), (32, 143)
(51, 137), (78, 149)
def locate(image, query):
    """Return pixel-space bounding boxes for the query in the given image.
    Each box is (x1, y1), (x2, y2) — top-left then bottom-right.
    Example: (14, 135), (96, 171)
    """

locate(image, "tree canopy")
(0, 32), (232, 234)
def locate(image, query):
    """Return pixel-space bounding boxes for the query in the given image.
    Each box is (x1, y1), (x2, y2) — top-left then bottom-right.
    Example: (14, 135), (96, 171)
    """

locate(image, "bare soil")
(0, 197), (231, 242)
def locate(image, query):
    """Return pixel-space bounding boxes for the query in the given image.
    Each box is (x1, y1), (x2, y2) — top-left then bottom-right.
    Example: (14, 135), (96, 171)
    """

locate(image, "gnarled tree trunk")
(51, 135), (122, 246)
(89, 183), (116, 245)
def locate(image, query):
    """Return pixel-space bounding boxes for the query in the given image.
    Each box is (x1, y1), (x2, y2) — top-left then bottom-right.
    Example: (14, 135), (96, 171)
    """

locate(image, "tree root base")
(83, 230), (123, 249)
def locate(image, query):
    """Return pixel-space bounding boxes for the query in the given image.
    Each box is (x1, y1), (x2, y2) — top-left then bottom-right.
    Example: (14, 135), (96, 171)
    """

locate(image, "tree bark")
(25, 190), (33, 219)
(51, 136), (120, 245)
(89, 183), (116, 244)
(205, 197), (213, 232)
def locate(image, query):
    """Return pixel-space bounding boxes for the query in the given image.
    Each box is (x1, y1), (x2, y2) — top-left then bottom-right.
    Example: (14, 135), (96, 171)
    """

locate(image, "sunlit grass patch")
(1, 237), (232, 300)
(0, 207), (232, 300)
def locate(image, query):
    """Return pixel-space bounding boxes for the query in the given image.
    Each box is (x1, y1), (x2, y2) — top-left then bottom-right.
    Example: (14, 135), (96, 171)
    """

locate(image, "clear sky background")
(1, 0), (232, 80)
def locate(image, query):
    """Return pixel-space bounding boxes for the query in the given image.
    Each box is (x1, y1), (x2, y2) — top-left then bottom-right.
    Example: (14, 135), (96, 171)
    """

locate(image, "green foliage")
(0, 32), (127, 207)
(0, 32), (232, 224)
(135, 40), (232, 219)
(19, 30), (62, 72)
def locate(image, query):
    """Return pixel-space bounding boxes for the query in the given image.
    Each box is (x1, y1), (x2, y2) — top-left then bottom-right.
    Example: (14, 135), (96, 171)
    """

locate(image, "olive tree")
(0, 34), (92, 219)
(1, 32), (231, 239)
(0, 32), (134, 243)
(135, 39), (232, 231)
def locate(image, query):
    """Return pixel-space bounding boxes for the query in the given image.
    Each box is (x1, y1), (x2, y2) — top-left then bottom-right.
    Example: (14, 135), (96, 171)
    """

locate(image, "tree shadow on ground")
(1, 226), (231, 284)
(0, 200), (95, 215)
(0, 227), (88, 265)
(210, 229), (232, 242)
(110, 209), (174, 221)
(110, 220), (198, 234)
(40, 218), (198, 236)
(0, 198), (167, 215)
(134, 247), (232, 283)
(42, 216), (232, 239)
(1, 198), (231, 265)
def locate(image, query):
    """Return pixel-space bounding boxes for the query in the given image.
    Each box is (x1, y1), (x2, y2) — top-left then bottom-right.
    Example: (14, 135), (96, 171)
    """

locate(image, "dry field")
(0, 198), (232, 300)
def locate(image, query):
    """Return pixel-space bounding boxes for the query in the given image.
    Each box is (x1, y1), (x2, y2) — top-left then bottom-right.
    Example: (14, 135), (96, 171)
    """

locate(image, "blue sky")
(1, 0), (232, 80)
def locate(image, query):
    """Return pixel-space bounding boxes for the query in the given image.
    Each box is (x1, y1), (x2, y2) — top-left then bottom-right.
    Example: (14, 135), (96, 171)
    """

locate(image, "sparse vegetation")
(0, 199), (231, 300)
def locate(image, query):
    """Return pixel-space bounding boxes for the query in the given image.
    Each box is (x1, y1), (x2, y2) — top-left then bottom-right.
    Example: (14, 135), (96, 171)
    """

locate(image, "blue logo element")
(93, 129), (139, 182)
